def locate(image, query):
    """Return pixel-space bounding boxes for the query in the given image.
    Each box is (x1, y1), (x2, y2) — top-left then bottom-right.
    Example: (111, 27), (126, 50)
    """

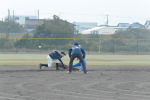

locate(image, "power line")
(109, 15), (149, 19)
(40, 12), (149, 19)
(40, 12), (105, 16)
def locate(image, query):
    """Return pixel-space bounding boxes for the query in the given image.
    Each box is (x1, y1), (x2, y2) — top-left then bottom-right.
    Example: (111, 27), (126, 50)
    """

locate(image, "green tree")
(0, 33), (14, 49)
(34, 15), (76, 38)
(14, 33), (33, 48)
(0, 19), (25, 33)
(33, 15), (77, 46)
(101, 28), (150, 52)
(14, 15), (79, 50)
(112, 28), (150, 39)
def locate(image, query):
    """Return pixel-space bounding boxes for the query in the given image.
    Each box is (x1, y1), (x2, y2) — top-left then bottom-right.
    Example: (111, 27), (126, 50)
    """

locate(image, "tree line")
(0, 18), (25, 33)
(0, 15), (150, 53)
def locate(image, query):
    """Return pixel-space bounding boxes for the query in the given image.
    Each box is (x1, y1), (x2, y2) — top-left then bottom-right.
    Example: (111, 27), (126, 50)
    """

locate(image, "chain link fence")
(0, 38), (150, 55)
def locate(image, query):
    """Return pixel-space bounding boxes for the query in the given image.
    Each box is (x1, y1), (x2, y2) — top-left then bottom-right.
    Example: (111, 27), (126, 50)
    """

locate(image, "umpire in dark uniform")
(68, 42), (88, 73)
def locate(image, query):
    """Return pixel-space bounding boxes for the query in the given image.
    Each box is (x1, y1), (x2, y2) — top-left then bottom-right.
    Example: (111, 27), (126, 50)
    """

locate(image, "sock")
(42, 64), (48, 67)
(56, 63), (59, 70)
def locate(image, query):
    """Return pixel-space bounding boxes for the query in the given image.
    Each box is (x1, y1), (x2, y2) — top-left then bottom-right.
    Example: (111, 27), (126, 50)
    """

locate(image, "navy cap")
(61, 52), (66, 55)
(74, 42), (79, 45)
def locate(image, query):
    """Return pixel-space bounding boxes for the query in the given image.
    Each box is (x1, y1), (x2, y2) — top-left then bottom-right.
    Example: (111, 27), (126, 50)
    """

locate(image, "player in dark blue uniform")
(68, 42), (88, 73)
(39, 50), (67, 70)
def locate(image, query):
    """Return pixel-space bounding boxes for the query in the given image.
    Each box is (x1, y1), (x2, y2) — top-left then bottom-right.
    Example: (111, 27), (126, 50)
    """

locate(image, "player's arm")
(81, 48), (86, 58)
(54, 50), (60, 55)
(58, 58), (65, 66)
(68, 48), (72, 58)
(54, 50), (65, 66)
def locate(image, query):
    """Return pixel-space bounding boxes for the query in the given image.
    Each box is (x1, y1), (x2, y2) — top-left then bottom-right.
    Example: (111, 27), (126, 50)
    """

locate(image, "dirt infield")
(1, 66), (150, 100)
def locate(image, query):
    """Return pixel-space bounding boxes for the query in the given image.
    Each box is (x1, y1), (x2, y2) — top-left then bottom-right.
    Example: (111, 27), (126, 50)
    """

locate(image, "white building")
(145, 20), (150, 29)
(6, 15), (37, 25)
(72, 22), (97, 33)
(111, 27), (128, 31)
(82, 26), (117, 34)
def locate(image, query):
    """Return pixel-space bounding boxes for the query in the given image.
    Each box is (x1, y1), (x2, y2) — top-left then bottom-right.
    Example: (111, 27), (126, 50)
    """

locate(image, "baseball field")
(0, 54), (150, 66)
(0, 54), (150, 100)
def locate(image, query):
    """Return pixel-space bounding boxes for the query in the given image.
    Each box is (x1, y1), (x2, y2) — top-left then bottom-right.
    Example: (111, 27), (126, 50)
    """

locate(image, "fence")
(0, 38), (150, 55)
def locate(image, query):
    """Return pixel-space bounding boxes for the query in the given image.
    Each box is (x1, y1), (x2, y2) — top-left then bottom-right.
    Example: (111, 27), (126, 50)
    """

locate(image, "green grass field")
(0, 54), (150, 66)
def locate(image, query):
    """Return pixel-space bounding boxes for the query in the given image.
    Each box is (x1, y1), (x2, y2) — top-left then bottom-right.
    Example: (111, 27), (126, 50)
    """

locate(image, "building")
(111, 26), (129, 31)
(129, 22), (145, 28)
(25, 19), (44, 32)
(117, 23), (129, 27)
(144, 20), (150, 29)
(82, 26), (116, 34)
(117, 22), (144, 28)
(99, 25), (128, 31)
(72, 22), (97, 33)
(6, 15), (37, 25)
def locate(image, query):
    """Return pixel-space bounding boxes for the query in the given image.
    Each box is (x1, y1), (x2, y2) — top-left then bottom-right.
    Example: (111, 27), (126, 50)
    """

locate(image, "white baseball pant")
(47, 55), (60, 67)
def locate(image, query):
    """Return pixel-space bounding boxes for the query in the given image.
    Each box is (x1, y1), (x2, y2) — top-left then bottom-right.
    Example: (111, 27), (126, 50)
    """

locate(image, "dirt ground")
(1, 66), (150, 100)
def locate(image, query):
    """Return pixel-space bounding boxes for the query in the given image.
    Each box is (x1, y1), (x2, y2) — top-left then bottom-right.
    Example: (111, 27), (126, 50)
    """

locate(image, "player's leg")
(54, 59), (67, 70)
(78, 56), (87, 73)
(39, 55), (53, 69)
(56, 63), (59, 70)
(72, 62), (81, 68)
(39, 55), (48, 69)
(47, 55), (52, 67)
(68, 55), (77, 73)
(80, 59), (86, 71)
(54, 60), (60, 70)
(39, 63), (48, 69)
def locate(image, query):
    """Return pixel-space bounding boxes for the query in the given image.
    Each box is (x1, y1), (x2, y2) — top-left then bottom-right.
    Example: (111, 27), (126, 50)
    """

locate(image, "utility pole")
(59, 12), (60, 18)
(38, 9), (39, 25)
(106, 15), (108, 26)
(99, 34), (101, 54)
(8, 9), (10, 21)
(13, 10), (14, 21)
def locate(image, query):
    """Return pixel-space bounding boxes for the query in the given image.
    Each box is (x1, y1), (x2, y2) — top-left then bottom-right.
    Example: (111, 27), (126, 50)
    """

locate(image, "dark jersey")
(68, 45), (86, 58)
(49, 50), (64, 66)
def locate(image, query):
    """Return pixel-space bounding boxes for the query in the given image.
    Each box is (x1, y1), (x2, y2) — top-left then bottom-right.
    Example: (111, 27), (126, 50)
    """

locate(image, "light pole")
(99, 34), (101, 53)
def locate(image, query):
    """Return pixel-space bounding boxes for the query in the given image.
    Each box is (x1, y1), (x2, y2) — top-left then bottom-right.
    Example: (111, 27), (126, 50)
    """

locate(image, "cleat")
(84, 72), (88, 74)
(39, 63), (42, 70)
(67, 71), (71, 74)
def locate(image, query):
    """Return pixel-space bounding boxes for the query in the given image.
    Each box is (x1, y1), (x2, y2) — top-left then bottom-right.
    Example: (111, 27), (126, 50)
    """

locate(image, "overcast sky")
(0, 0), (150, 26)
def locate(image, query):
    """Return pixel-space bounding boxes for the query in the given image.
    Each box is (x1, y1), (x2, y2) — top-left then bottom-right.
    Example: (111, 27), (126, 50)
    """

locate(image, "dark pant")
(68, 55), (87, 73)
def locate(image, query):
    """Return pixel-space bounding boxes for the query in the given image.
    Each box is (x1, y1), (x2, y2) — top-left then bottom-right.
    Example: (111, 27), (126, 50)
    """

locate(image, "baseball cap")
(74, 42), (79, 45)
(61, 52), (66, 55)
